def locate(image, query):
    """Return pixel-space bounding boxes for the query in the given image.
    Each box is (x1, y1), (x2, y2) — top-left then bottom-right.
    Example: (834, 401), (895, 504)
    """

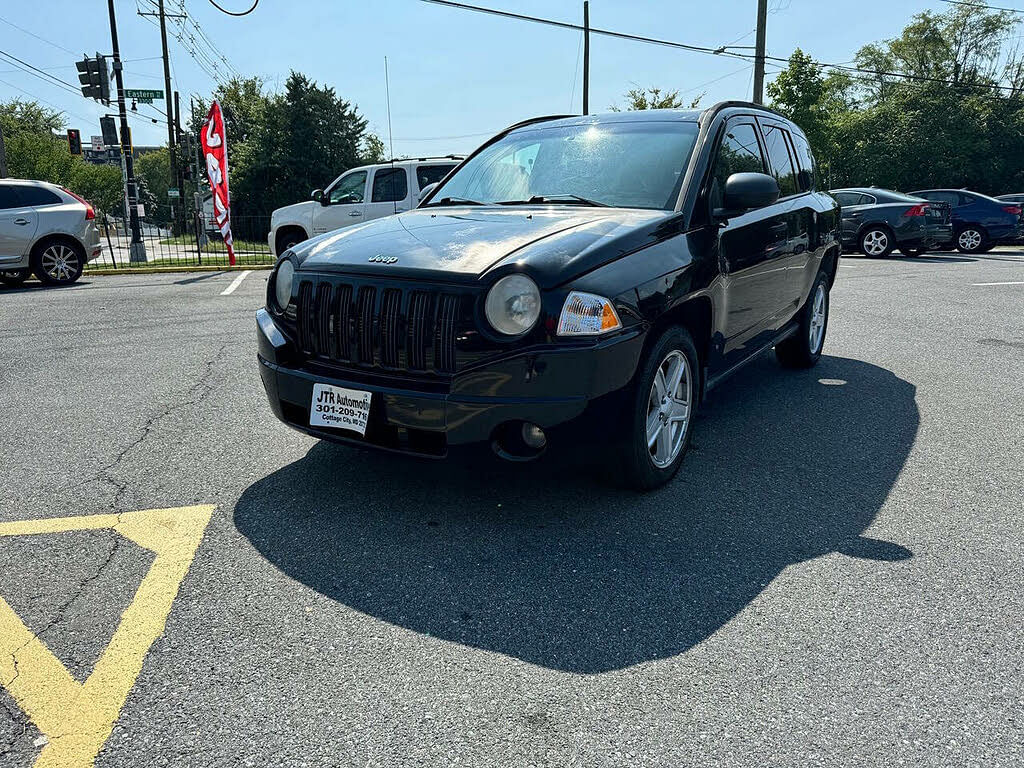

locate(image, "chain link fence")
(88, 201), (274, 270)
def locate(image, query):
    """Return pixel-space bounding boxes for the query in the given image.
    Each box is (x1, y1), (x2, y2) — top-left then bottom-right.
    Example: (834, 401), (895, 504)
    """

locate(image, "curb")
(85, 264), (273, 276)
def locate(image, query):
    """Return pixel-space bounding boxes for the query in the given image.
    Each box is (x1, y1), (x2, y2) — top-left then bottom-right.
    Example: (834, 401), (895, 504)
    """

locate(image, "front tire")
(859, 227), (893, 258)
(956, 226), (988, 254)
(618, 327), (699, 491)
(32, 240), (84, 285)
(775, 271), (829, 369)
(0, 268), (30, 287)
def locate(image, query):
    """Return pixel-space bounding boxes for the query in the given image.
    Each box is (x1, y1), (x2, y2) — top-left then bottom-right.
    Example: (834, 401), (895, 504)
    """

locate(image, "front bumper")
(256, 309), (644, 458)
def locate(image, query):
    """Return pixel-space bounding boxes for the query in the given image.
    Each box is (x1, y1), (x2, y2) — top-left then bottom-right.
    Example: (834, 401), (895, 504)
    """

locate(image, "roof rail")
(701, 100), (791, 123)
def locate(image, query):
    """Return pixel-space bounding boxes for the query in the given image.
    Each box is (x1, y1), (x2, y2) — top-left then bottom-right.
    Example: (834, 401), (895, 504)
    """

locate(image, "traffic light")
(67, 129), (82, 155)
(76, 54), (110, 104)
(100, 116), (118, 147)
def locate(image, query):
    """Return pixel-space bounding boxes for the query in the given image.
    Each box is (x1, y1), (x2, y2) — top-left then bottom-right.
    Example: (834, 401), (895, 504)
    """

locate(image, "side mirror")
(311, 189), (325, 204)
(417, 182), (439, 203)
(714, 172), (780, 219)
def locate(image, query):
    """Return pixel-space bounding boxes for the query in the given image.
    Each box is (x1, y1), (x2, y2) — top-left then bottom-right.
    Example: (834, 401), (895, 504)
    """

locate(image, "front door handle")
(13, 218), (30, 225)
(348, 211), (362, 217)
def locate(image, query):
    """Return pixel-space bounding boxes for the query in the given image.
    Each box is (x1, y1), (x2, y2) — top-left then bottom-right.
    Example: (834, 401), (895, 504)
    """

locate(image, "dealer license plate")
(309, 383), (372, 436)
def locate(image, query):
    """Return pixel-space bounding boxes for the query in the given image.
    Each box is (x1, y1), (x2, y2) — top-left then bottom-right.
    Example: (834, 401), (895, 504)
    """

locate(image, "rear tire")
(0, 268), (30, 287)
(956, 226), (988, 254)
(618, 326), (699, 491)
(859, 227), (893, 258)
(31, 239), (85, 285)
(775, 271), (829, 369)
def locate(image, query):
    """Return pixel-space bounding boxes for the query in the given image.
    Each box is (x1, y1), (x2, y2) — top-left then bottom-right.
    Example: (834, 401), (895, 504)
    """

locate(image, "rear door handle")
(847, 213), (861, 219)
(348, 211), (362, 217)
(13, 218), (30, 225)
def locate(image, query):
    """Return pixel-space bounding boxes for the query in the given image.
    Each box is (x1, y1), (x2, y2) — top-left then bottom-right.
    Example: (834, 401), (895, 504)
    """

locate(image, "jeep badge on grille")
(368, 255), (398, 264)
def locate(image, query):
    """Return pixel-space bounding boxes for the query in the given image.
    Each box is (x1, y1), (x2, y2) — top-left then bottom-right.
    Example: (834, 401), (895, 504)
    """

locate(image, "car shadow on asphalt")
(234, 354), (918, 674)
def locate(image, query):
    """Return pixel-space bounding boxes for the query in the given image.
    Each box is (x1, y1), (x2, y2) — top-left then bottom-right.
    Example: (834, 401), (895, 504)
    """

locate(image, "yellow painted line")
(0, 505), (214, 768)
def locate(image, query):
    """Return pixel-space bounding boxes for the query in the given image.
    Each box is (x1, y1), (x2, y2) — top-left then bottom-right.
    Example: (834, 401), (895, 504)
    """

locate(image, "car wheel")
(956, 226), (987, 254)
(32, 240), (85, 285)
(0, 268), (30, 287)
(859, 227), (893, 258)
(619, 326), (699, 491)
(775, 271), (829, 369)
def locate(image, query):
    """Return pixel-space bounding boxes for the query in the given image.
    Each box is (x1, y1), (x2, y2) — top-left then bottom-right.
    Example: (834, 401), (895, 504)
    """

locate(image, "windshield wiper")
(424, 196), (488, 207)
(499, 194), (609, 207)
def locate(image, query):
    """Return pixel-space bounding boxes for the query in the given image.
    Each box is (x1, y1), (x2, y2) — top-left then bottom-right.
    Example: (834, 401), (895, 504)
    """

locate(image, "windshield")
(429, 120), (700, 210)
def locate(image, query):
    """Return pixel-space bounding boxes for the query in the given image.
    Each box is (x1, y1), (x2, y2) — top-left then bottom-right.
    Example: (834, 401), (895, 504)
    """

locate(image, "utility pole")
(157, 0), (180, 232)
(752, 0), (768, 105)
(582, 1), (590, 114)
(107, 0), (146, 262)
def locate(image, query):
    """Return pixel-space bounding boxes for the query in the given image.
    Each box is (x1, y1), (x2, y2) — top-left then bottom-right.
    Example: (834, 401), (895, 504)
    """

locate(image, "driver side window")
(710, 122), (766, 210)
(329, 171), (367, 205)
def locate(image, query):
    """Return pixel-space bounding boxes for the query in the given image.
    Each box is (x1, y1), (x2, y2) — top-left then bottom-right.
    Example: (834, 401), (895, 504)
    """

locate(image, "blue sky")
(2, 0), (946, 161)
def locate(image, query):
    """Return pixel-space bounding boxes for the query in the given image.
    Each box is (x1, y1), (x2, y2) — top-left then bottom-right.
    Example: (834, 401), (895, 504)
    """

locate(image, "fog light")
(521, 423), (546, 449)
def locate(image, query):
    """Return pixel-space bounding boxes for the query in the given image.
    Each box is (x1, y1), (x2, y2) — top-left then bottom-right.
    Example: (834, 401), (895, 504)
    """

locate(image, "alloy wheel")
(809, 283), (827, 354)
(862, 230), (888, 256)
(958, 229), (982, 251)
(646, 350), (692, 469)
(40, 244), (80, 283)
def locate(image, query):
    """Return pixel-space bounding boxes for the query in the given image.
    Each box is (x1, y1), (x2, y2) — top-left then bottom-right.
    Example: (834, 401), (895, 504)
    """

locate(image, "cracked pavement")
(0, 259), (1023, 767)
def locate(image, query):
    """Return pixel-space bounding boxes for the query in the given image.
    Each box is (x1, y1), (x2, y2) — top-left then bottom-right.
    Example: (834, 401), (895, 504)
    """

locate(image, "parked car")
(256, 103), (841, 489)
(908, 189), (1023, 253)
(267, 157), (463, 257)
(0, 179), (102, 287)
(829, 187), (952, 257)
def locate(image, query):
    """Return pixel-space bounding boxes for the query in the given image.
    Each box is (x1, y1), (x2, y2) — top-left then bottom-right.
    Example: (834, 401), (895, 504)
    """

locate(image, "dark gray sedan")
(830, 187), (953, 257)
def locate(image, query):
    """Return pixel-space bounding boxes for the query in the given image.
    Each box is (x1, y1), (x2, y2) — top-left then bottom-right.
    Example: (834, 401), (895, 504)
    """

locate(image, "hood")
(271, 200), (315, 225)
(293, 206), (674, 288)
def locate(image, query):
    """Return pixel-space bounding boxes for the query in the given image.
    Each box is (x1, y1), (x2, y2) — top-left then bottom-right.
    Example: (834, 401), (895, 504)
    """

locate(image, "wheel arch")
(30, 232), (86, 261)
(274, 224), (308, 255)
(641, 294), (713, 399)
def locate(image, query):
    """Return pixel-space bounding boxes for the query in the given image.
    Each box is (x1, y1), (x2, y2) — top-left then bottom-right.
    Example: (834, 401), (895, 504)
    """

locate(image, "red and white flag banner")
(200, 101), (235, 266)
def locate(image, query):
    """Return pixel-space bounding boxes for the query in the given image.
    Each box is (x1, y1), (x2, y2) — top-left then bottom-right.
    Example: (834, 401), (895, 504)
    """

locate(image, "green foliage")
(135, 147), (172, 223)
(611, 87), (702, 111)
(192, 72), (375, 225)
(768, 5), (1024, 193)
(68, 162), (123, 215)
(1, 99), (124, 214)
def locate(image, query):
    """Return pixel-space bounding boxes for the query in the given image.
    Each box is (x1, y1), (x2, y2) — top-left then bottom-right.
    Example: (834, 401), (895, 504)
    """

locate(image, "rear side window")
(0, 184), (21, 210)
(789, 133), (816, 192)
(832, 191), (863, 206)
(762, 125), (799, 197)
(371, 167), (409, 203)
(918, 190), (960, 205)
(416, 164), (456, 190)
(16, 186), (63, 207)
(710, 122), (765, 210)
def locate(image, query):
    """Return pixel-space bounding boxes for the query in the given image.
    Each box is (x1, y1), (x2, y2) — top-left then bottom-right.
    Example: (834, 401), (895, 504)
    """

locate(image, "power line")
(206, 0), (259, 16)
(0, 14), (77, 55)
(940, 0), (1024, 13)
(421, 0), (1024, 95)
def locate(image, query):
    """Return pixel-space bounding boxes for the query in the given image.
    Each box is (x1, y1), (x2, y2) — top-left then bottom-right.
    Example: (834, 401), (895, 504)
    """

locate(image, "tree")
(767, 4), (1024, 194)
(361, 133), (387, 164)
(611, 87), (702, 111)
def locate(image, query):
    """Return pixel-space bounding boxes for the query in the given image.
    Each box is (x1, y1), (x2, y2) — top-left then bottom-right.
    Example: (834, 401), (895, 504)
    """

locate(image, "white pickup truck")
(268, 156), (462, 256)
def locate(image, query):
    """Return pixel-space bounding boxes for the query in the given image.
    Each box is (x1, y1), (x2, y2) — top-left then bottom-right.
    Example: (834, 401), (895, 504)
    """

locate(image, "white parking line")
(220, 270), (252, 295)
(971, 281), (1024, 286)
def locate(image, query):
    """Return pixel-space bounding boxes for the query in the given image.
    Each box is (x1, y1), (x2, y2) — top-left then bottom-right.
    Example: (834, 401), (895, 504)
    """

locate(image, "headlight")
(484, 274), (541, 336)
(273, 258), (295, 311)
(557, 291), (622, 336)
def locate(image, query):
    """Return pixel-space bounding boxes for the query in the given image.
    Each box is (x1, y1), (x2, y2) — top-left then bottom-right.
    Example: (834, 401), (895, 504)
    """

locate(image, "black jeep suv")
(257, 102), (841, 489)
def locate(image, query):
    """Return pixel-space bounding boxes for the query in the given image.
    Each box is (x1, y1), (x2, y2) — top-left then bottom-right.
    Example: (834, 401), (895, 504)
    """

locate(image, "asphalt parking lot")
(1, 251), (1022, 767)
